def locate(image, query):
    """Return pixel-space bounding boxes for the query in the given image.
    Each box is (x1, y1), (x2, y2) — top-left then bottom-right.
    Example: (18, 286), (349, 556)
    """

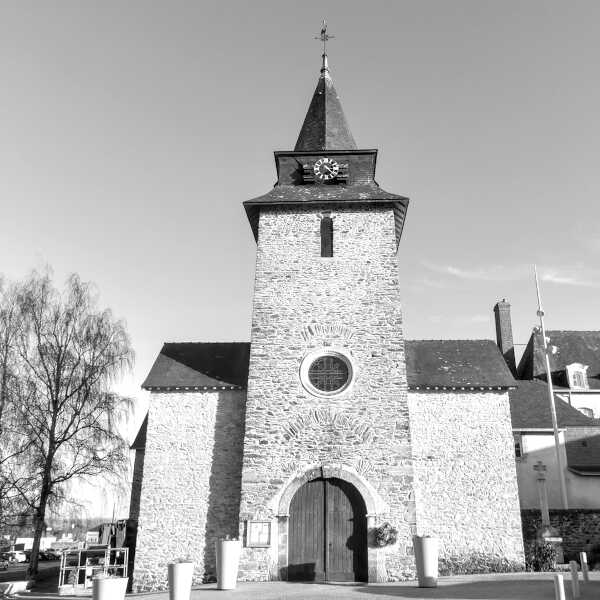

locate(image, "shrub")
(525, 542), (557, 572)
(438, 552), (525, 576)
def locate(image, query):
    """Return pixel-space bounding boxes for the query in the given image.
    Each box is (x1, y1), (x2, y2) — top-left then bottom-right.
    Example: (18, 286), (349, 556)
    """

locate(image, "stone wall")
(239, 205), (416, 582)
(408, 391), (524, 564)
(522, 509), (600, 563)
(131, 389), (246, 591)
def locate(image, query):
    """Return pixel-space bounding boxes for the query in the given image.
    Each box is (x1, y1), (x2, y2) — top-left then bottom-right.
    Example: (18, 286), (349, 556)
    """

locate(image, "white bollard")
(554, 573), (566, 600)
(569, 560), (580, 599)
(580, 551), (589, 583)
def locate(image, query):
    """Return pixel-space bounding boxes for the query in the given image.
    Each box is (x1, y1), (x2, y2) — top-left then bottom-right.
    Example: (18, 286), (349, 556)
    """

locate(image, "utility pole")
(534, 265), (569, 509)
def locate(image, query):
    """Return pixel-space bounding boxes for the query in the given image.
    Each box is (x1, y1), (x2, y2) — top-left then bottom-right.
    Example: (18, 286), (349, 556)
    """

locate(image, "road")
(0, 560), (59, 583)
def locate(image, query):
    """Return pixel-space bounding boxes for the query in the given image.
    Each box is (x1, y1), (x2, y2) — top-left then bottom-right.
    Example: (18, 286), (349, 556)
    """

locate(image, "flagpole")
(534, 265), (569, 509)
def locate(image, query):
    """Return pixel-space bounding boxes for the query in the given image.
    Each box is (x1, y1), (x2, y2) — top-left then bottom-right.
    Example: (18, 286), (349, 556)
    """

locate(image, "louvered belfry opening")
(321, 217), (333, 257)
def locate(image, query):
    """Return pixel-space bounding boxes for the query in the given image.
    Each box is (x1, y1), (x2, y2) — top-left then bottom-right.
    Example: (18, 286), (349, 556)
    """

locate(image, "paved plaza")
(13, 572), (600, 600)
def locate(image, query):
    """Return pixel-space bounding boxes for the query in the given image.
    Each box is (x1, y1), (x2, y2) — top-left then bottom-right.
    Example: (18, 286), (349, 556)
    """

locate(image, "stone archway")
(274, 464), (385, 582)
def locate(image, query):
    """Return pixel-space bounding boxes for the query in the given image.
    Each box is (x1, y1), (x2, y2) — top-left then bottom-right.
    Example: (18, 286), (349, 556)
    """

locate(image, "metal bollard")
(569, 560), (580, 599)
(580, 551), (589, 583)
(553, 573), (565, 600)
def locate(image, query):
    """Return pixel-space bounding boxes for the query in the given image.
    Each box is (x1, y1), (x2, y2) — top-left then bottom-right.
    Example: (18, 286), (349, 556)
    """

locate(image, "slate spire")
(294, 53), (357, 151)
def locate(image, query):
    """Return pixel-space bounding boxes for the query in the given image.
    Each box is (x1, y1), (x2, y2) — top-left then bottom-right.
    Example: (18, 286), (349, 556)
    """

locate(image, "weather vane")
(315, 20), (334, 55)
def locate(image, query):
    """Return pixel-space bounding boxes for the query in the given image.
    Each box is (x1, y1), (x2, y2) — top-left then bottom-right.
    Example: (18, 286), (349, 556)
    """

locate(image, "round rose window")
(300, 349), (355, 397)
(308, 355), (349, 392)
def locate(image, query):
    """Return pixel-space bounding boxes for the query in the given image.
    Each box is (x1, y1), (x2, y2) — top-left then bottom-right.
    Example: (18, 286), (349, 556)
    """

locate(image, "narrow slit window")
(321, 217), (333, 257)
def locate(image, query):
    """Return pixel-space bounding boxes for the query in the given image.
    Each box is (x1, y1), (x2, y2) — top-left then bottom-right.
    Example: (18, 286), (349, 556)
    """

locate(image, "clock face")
(313, 157), (339, 181)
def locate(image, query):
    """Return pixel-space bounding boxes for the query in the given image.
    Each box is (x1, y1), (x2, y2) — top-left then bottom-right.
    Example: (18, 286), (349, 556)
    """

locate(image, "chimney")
(494, 299), (517, 377)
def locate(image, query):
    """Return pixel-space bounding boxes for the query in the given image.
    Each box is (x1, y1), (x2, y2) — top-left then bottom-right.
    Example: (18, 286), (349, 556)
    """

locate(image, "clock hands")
(313, 157), (339, 181)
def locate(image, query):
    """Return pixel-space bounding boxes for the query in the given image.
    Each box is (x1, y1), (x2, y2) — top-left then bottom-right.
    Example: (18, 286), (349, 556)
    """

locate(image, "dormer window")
(566, 363), (589, 390)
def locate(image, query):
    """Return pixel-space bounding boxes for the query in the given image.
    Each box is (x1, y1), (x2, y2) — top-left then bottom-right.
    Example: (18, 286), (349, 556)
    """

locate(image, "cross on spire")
(315, 20), (334, 56)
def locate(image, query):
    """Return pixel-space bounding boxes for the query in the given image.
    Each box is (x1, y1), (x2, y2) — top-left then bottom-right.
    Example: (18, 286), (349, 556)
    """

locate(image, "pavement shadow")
(355, 578), (600, 599)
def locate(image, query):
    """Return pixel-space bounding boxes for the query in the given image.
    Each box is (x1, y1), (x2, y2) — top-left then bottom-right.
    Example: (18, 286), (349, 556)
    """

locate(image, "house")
(494, 301), (600, 558)
(509, 379), (600, 509)
(518, 329), (600, 419)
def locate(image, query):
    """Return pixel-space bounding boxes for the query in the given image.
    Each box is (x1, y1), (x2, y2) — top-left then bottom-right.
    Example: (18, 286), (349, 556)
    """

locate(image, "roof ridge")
(163, 340), (250, 345)
(405, 338), (495, 342)
(542, 330), (600, 334)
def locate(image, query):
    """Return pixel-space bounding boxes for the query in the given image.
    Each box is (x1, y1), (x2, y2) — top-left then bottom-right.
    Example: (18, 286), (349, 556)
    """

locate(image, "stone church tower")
(129, 48), (524, 592)
(238, 53), (415, 582)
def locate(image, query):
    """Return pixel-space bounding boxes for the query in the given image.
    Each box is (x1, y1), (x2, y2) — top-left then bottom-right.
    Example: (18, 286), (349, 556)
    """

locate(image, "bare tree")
(0, 279), (34, 529)
(5, 270), (133, 576)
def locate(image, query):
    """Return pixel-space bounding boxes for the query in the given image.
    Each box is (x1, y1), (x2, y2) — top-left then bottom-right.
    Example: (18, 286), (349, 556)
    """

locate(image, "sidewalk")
(17, 572), (600, 600)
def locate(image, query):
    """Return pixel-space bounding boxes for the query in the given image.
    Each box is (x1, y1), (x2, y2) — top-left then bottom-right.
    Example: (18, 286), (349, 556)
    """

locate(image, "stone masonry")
(131, 390), (245, 591)
(238, 204), (416, 582)
(408, 391), (524, 563)
(130, 52), (527, 591)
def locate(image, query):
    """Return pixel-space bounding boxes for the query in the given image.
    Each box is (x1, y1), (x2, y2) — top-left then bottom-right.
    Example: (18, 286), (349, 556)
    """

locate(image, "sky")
(2, 0), (600, 450)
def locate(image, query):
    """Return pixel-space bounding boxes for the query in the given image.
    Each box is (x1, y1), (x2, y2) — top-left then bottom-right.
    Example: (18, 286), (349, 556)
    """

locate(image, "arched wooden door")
(288, 477), (367, 582)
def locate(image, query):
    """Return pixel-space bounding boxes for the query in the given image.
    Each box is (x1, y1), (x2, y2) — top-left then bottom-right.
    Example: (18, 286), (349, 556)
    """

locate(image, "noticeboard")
(246, 521), (271, 548)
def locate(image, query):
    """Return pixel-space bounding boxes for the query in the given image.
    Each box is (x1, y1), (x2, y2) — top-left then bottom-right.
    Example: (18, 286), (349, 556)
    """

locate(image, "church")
(128, 46), (525, 591)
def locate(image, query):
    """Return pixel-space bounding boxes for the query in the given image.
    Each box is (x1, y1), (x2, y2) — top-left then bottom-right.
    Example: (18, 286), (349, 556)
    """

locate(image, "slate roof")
(294, 58), (357, 152)
(142, 342), (251, 390)
(404, 340), (516, 389)
(142, 339), (519, 392)
(246, 182), (406, 205)
(509, 380), (598, 429)
(518, 330), (600, 389)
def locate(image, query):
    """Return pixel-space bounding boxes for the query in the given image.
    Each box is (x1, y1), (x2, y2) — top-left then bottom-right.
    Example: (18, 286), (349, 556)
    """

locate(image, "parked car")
(45, 549), (62, 560)
(6, 551), (27, 563)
